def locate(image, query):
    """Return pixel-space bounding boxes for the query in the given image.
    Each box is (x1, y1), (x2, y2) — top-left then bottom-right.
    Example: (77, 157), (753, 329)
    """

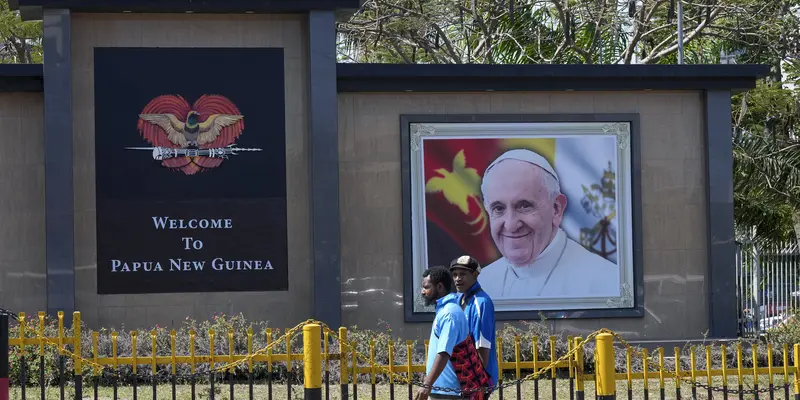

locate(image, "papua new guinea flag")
(422, 138), (556, 267)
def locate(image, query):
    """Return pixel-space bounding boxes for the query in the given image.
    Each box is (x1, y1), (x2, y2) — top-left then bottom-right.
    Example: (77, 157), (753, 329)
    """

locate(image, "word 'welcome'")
(152, 217), (233, 230)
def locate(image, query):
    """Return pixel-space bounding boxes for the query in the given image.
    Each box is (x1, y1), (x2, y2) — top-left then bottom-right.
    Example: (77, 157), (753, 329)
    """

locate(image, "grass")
(8, 376), (795, 400)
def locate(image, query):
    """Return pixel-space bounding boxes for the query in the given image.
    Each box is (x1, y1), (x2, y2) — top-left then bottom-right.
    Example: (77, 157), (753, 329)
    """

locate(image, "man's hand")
(418, 352), (450, 400)
(414, 386), (431, 400)
(478, 347), (491, 368)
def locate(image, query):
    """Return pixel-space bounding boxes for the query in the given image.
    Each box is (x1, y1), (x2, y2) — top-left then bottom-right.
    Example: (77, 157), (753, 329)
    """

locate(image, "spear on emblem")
(125, 144), (263, 160)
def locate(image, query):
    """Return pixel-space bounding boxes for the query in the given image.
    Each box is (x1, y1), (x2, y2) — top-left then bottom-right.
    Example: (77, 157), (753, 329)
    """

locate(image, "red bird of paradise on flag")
(422, 137), (556, 267)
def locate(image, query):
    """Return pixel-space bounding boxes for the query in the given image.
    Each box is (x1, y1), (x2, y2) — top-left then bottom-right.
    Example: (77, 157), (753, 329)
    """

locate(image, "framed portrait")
(401, 114), (644, 321)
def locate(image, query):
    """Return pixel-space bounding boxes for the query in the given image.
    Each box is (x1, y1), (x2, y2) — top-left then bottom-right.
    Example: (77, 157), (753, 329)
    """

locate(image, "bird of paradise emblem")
(128, 94), (262, 175)
(425, 149), (489, 235)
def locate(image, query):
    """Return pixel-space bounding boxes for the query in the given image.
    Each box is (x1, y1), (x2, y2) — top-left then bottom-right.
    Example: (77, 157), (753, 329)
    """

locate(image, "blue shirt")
(458, 282), (499, 386)
(426, 292), (469, 395)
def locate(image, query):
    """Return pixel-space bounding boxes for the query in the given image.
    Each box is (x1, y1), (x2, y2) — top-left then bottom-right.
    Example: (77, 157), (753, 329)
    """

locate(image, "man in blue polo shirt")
(449, 255), (498, 392)
(416, 266), (469, 400)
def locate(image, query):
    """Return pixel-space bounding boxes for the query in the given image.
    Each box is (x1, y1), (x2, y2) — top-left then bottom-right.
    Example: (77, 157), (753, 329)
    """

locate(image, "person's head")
(480, 149), (568, 267)
(449, 255), (481, 293)
(421, 266), (454, 306)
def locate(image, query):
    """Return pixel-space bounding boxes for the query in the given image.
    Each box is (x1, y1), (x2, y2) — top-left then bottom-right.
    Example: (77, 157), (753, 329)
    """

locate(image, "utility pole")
(677, 0), (684, 64)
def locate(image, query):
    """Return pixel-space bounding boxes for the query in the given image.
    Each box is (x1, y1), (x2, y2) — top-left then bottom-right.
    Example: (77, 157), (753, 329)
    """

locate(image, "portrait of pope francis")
(476, 149), (620, 300)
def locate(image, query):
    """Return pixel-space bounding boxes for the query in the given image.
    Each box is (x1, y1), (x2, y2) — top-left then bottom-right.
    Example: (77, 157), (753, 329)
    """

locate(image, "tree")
(0, 0), (42, 64)
(337, 0), (799, 66)
(732, 71), (800, 246)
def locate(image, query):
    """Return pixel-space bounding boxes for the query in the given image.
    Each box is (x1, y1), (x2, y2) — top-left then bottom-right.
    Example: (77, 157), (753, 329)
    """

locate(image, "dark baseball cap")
(449, 255), (481, 273)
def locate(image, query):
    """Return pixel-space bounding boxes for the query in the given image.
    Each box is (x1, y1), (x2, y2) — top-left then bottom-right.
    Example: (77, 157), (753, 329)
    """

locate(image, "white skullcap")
(484, 149), (559, 182)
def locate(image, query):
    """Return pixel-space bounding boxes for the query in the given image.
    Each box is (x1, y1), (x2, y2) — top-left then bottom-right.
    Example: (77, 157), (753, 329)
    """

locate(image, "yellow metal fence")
(6, 311), (800, 399)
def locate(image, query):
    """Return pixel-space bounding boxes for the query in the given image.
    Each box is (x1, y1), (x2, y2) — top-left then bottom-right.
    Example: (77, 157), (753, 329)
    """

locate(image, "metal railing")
(736, 240), (800, 337)
(4, 310), (800, 400)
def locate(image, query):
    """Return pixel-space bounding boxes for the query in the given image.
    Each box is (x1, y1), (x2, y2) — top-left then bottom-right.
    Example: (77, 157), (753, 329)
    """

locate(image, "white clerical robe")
(477, 228), (619, 299)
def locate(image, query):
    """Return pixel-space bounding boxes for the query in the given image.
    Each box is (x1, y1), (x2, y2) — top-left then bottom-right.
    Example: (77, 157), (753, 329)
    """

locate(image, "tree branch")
(641, 2), (722, 63)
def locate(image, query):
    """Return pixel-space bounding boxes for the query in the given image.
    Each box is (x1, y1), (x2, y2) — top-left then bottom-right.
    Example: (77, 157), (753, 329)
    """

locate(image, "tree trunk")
(793, 211), (800, 248)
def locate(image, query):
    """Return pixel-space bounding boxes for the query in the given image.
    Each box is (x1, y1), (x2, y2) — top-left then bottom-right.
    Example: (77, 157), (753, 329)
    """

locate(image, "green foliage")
(731, 81), (800, 244)
(763, 312), (800, 345)
(734, 82), (799, 139)
(0, 0), (42, 63)
(784, 59), (800, 83)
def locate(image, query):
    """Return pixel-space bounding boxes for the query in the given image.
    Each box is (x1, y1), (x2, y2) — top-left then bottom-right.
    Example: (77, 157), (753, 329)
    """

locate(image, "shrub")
(5, 313), (799, 387)
(762, 313), (800, 346)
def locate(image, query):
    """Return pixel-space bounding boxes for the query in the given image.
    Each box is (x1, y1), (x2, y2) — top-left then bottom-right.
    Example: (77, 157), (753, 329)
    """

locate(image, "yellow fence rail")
(5, 310), (800, 400)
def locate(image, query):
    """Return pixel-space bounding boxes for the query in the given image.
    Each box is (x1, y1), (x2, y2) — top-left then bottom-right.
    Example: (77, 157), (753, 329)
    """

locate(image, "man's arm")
(423, 352), (451, 387)
(429, 316), (458, 381)
(416, 316), (459, 400)
(477, 348), (491, 368)
(476, 300), (496, 367)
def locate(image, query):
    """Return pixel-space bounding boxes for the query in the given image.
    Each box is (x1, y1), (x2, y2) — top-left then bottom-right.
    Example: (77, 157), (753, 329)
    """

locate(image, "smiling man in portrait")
(477, 149), (619, 301)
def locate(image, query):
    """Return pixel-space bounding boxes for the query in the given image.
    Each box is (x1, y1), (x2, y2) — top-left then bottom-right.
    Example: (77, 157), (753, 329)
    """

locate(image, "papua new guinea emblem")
(128, 94), (262, 175)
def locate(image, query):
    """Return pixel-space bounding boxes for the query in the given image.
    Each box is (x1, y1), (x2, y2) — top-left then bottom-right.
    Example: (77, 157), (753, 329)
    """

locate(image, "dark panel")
(0, 62), (770, 94)
(704, 90), (738, 339)
(13, 0), (361, 14)
(43, 8), (75, 322)
(341, 63), (771, 79)
(0, 63), (43, 77)
(400, 113), (645, 322)
(0, 76), (43, 92)
(93, 47), (288, 294)
(19, 5), (41, 20)
(338, 64), (770, 92)
(308, 11), (342, 328)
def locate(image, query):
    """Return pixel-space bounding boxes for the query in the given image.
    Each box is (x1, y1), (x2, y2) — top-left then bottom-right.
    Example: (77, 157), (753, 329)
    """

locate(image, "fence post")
(304, 324), (322, 400)
(793, 344), (799, 400)
(596, 333), (616, 400)
(0, 313), (8, 400)
(339, 327), (349, 400)
(73, 312), (82, 400)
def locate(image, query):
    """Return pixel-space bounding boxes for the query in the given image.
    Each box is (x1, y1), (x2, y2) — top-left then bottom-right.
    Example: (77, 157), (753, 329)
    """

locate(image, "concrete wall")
(0, 93), (46, 316)
(70, 13), (312, 329)
(338, 92), (709, 341)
